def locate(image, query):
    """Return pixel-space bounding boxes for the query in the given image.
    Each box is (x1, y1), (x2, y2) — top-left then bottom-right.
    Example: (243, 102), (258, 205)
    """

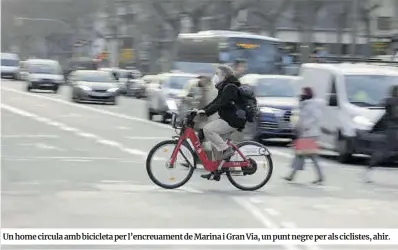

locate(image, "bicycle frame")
(169, 127), (250, 172)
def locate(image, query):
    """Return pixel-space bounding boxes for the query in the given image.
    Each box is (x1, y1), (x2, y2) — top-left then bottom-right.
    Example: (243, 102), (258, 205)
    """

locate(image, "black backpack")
(236, 84), (259, 123)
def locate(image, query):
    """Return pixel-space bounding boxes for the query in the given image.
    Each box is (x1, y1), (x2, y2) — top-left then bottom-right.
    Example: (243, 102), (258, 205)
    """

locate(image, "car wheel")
(336, 135), (353, 163)
(111, 97), (118, 105)
(148, 109), (154, 121)
(53, 86), (59, 94)
(161, 113), (168, 124)
(26, 83), (32, 92)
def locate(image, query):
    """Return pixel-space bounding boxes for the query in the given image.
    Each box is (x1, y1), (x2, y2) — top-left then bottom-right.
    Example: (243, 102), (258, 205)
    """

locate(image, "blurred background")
(2, 0), (398, 74)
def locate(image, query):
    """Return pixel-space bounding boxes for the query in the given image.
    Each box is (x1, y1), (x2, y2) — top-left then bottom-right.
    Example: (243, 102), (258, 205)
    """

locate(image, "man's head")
(233, 59), (248, 75)
(214, 64), (234, 89)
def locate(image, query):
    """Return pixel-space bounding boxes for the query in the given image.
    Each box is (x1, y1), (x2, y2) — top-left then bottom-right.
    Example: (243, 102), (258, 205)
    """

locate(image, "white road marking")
(59, 113), (82, 118)
(95, 184), (203, 194)
(78, 132), (97, 138)
(1, 156), (143, 162)
(116, 126), (131, 130)
(1, 104), (148, 159)
(1, 135), (59, 138)
(233, 197), (299, 250)
(61, 159), (92, 162)
(264, 208), (280, 217)
(3, 158), (32, 162)
(2, 87), (171, 129)
(127, 136), (171, 140)
(59, 126), (78, 132)
(97, 139), (121, 147)
(34, 116), (50, 123)
(35, 143), (63, 151)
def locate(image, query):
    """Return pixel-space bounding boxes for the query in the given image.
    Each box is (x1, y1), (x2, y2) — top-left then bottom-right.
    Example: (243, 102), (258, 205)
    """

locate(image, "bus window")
(228, 38), (279, 74)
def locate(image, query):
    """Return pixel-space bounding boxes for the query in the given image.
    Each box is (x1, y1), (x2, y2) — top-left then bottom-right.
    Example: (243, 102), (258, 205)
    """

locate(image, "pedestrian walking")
(284, 87), (324, 184)
(363, 85), (398, 183)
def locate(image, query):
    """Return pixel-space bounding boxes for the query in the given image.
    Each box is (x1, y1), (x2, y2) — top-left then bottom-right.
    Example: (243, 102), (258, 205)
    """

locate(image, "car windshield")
(2, 59), (19, 67)
(78, 72), (114, 83)
(118, 71), (131, 79)
(255, 78), (296, 97)
(345, 75), (398, 107)
(29, 64), (60, 74)
(163, 76), (195, 90)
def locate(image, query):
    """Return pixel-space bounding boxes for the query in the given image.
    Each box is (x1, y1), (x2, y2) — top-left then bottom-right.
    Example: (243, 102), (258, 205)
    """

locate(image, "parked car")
(25, 59), (64, 93)
(146, 72), (197, 123)
(239, 74), (300, 141)
(1, 53), (20, 80)
(69, 70), (119, 105)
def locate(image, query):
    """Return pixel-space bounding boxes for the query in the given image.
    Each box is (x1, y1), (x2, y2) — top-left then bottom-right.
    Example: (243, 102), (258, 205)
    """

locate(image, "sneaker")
(220, 147), (234, 160)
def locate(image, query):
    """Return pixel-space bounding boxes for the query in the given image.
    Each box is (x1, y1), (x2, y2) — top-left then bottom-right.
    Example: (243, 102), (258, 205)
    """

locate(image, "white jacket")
(296, 98), (324, 138)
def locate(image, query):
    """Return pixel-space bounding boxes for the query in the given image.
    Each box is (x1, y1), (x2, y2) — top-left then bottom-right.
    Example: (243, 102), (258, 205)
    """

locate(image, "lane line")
(1, 156), (143, 162)
(234, 197), (323, 250)
(61, 159), (92, 162)
(264, 208), (280, 217)
(127, 136), (171, 140)
(1, 135), (59, 138)
(232, 197), (299, 250)
(1, 104), (148, 159)
(2, 87), (171, 129)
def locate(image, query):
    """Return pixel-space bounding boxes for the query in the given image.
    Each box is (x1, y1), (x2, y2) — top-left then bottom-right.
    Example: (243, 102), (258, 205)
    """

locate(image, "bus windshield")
(174, 34), (282, 75)
(227, 38), (281, 74)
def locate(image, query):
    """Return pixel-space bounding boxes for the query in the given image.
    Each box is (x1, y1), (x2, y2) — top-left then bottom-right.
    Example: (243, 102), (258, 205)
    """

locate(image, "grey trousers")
(203, 119), (236, 152)
(288, 155), (323, 180)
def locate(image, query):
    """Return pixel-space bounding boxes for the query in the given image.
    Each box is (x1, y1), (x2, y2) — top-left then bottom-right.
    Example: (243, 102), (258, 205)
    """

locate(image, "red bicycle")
(146, 110), (274, 191)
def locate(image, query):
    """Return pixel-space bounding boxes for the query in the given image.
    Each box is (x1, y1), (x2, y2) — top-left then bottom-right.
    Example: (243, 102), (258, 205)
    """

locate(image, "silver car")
(146, 73), (197, 123)
(69, 70), (119, 105)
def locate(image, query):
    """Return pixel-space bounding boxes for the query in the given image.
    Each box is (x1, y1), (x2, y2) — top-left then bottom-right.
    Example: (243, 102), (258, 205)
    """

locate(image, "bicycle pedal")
(200, 172), (221, 181)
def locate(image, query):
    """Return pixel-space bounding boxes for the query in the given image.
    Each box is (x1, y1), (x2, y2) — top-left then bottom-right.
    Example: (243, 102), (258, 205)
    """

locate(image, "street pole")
(350, 0), (359, 56)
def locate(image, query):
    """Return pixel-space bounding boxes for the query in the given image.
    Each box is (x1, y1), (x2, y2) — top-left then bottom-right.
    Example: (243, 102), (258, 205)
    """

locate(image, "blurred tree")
(334, 1), (351, 56)
(289, 0), (324, 62)
(246, 0), (292, 36)
(359, 0), (380, 57)
(1, 0), (102, 56)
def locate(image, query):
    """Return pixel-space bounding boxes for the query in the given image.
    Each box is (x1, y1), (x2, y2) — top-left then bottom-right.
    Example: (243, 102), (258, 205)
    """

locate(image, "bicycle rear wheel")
(146, 140), (196, 189)
(226, 141), (273, 191)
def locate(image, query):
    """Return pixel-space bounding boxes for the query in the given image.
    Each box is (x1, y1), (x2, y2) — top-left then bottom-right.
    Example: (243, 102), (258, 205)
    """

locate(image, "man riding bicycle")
(196, 65), (247, 179)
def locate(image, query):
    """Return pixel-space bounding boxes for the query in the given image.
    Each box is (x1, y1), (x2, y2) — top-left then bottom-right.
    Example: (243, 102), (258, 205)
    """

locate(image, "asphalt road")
(1, 80), (398, 250)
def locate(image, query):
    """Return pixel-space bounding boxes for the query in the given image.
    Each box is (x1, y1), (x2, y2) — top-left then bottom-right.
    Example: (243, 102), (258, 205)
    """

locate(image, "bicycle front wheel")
(146, 140), (196, 189)
(226, 141), (273, 191)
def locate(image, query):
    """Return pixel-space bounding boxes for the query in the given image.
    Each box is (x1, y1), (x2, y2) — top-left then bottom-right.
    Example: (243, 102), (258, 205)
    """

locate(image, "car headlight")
(353, 116), (374, 127)
(260, 107), (279, 113)
(78, 85), (91, 91)
(107, 88), (119, 92)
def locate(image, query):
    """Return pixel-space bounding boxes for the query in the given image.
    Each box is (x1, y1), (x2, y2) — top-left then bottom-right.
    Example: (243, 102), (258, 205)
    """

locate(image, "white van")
(25, 59), (64, 93)
(1, 53), (20, 80)
(298, 63), (398, 162)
